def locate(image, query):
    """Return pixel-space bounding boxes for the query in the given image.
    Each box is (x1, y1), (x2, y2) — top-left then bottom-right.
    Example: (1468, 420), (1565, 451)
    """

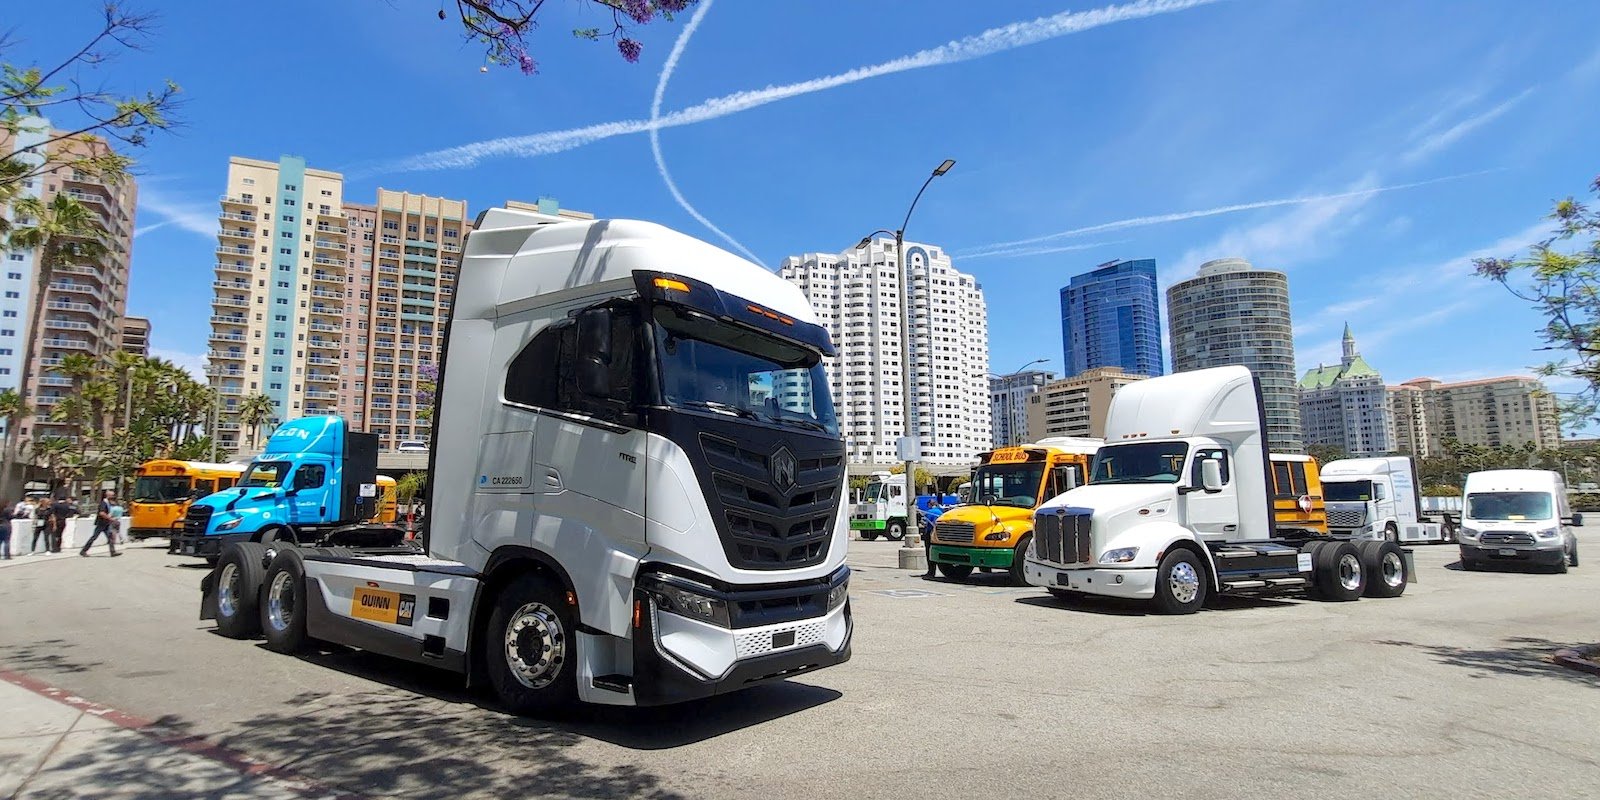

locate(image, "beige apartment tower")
(1026, 367), (1147, 440)
(1389, 376), (1560, 455)
(120, 316), (150, 357)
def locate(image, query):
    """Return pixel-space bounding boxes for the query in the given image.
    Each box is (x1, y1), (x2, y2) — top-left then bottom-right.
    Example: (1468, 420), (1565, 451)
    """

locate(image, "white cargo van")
(1459, 469), (1580, 572)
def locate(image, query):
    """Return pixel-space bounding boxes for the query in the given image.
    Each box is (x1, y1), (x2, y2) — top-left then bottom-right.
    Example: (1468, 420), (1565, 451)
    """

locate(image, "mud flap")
(199, 571), (218, 620)
(1402, 549), (1417, 584)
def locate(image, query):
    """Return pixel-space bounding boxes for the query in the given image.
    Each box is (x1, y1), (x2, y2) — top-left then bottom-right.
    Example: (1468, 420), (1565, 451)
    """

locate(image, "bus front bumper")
(930, 544), (1017, 569)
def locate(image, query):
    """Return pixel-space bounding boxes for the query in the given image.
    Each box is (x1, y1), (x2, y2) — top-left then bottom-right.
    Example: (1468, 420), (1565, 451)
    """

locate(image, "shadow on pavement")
(1376, 636), (1599, 686)
(0, 638), (105, 675)
(1014, 592), (1297, 616)
(1443, 559), (1562, 574)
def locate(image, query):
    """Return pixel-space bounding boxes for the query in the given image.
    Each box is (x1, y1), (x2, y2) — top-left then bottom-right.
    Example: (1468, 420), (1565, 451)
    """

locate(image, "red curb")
(1553, 648), (1600, 677)
(0, 667), (366, 800)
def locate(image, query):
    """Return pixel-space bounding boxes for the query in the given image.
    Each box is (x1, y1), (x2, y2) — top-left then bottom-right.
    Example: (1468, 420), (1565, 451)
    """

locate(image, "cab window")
(295, 465), (327, 490)
(1191, 448), (1231, 486)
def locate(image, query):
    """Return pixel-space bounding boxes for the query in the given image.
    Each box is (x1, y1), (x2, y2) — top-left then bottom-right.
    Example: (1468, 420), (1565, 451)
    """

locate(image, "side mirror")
(1201, 459), (1223, 493)
(1568, 512), (1584, 527)
(576, 308), (613, 398)
(1061, 471), (1079, 492)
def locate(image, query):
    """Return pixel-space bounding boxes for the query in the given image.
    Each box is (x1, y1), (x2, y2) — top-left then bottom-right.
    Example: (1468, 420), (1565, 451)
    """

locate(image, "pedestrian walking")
(0, 497), (12, 560)
(48, 493), (77, 553)
(31, 496), (53, 554)
(79, 490), (120, 557)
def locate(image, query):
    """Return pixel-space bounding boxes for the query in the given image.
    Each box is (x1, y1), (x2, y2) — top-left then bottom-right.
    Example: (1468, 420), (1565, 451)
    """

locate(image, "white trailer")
(1023, 366), (1411, 614)
(1320, 457), (1445, 544)
(200, 209), (853, 713)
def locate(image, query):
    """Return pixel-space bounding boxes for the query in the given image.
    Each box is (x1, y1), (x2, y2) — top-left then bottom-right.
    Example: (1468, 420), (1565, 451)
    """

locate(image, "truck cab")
(1321, 457), (1442, 543)
(928, 438), (1098, 585)
(1459, 469), (1580, 572)
(1025, 366), (1411, 613)
(172, 416), (380, 560)
(851, 471), (911, 541)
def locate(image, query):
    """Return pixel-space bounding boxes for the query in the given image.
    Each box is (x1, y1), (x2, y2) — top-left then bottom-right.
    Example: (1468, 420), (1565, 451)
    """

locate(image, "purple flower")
(623, 0), (653, 23)
(618, 37), (642, 63)
(499, 23), (515, 37)
(519, 54), (537, 75)
(658, 0), (691, 11)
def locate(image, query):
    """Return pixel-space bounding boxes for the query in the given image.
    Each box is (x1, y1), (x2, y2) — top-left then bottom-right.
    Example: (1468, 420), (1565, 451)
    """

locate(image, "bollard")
(898, 546), (927, 571)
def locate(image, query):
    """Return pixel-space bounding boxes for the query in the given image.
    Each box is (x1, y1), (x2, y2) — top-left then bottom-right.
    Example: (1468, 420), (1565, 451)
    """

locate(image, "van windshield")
(1090, 442), (1188, 484)
(1466, 491), (1553, 521)
(1324, 480), (1373, 502)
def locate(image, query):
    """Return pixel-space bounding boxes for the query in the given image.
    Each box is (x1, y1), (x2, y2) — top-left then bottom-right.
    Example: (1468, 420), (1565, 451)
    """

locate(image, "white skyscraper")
(779, 237), (991, 467)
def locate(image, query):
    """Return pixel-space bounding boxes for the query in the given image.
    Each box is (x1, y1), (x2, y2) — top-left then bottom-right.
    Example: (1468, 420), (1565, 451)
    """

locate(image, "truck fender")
(464, 545), (581, 689)
(1135, 523), (1219, 591)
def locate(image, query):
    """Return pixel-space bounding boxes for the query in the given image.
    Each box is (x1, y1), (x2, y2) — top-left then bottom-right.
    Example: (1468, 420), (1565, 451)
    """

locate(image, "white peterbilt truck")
(1024, 366), (1411, 614)
(200, 209), (852, 713)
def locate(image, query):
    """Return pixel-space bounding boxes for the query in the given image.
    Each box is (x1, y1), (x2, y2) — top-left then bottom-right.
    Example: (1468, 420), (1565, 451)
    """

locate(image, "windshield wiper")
(769, 415), (829, 432)
(680, 400), (760, 420)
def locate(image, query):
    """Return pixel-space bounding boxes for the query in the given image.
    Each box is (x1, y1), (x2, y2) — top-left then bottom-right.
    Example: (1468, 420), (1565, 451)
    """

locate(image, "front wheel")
(485, 574), (578, 716)
(884, 520), (906, 542)
(1008, 535), (1032, 586)
(260, 552), (309, 653)
(1569, 538), (1580, 567)
(1153, 549), (1207, 615)
(937, 563), (973, 580)
(1383, 523), (1399, 543)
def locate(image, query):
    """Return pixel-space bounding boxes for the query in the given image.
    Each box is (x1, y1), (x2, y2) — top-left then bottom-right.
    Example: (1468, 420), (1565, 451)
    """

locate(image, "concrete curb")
(1552, 646), (1600, 677)
(0, 667), (366, 799)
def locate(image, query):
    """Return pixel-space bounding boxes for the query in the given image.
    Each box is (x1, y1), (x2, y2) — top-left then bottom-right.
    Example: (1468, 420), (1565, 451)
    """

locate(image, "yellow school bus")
(373, 475), (398, 524)
(1269, 453), (1327, 535)
(928, 438), (1100, 584)
(129, 460), (246, 539)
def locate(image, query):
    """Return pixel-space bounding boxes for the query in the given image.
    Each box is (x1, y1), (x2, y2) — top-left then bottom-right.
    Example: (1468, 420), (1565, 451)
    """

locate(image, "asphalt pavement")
(0, 530), (1595, 799)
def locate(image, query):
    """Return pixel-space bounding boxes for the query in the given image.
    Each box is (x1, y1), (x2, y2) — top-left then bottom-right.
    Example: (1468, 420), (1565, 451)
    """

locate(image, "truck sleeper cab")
(201, 212), (852, 713)
(1024, 367), (1411, 614)
(1458, 469), (1580, 572)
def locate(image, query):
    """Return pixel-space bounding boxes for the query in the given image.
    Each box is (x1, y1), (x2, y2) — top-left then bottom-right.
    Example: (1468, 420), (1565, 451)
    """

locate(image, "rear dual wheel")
(1313, 541), (1366, 601)
(1358, 540), (1407, 598)
(214, 542), (268, 639)
(261, 551), (310, 653)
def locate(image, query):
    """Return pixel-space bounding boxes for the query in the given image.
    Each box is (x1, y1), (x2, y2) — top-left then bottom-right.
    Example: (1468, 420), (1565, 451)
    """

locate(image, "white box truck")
(198, 209), (852, 713)
(849, 471), (910, 541)
(1320, 457), (1445, 544)
(1458, 469), (1581, 572)
(1024, 366), (1411, 614)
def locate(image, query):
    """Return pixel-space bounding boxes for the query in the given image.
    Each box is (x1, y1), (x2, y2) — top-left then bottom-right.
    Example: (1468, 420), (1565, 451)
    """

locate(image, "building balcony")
(404, 239), (437, 250)
(403, 267), (436, 280)
(306, 356), (339, 366)
(63, 190), (107, 206)
(401, 281), (435, 293)
(217, 228), (253, 241)
(315, 223), (348, 236)
(313, 239), (343, 251)
(47, 282), (100, 299)
(53, 265), (102, 279)
(305, 390), (338, 401)
(214, 368), (245, 378)
(309, 322), (340, 332)
(214, 297), (250, 309)
(313, 256), (346, 268)
(216, 245), (252, 256)
(219, 211), (256, 223)
(44, 319), (93, 331)
(208, 350), (245, 360)
(37, 375), (74, 388)
(307, 339), (338, 350)
(310, 289), (342, 300)
(210, 315), (248, 326)
(216, 262), (252, 274)
(220, 195), (252, 206)
(209, 332), (247, 343)
(217, 386), (244, 396)
(307, 372), (337, 383)
(42, 338), (93, 351)
(311, 271), (340, 284)
(212, 280), (251, 291)
(35, 395), (62, 406)
(47, 300), (96, 313)
(400, 312), (434, 322)
(316, 208), (343, 220)
(309, 305), (340, 317)
(378, 250), (401, 261)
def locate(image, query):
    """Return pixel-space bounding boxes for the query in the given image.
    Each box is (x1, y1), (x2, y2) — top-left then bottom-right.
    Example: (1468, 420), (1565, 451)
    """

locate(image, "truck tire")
(485, 573), (578, 715)
(1359, 541), (1407, 598)
(1569, 538), (1579, 568)
(1007, 535), (1032, 586)
(260, 550), (310, 654)
(1314, 541), (1365, 601)
(859, 531), (879, 541)
(1459, 552), (1480, 571)
(884, 520), (906, 542)
(937, 563), (973, 580)
(1153, 548), (1207, 615)
(214, 542), (268, 639)
(1383, 522), (1399, 543)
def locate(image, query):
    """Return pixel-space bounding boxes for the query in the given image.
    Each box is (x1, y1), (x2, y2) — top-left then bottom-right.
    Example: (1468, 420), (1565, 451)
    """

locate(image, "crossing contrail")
(958, 172), (1489, 259)
(364, 0), (1223, 176)
(648, 0), (765, 264)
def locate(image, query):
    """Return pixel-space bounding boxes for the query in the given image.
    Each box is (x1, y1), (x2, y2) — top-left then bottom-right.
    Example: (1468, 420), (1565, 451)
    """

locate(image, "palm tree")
(238, 393), (277, 451)
(0, 389), (30, 491)
(0, 193), (108, 497)
(32, 436), (73, 495)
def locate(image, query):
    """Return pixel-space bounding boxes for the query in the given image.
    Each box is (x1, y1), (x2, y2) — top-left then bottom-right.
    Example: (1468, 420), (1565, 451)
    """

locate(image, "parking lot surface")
(0, 532), (1596, 799)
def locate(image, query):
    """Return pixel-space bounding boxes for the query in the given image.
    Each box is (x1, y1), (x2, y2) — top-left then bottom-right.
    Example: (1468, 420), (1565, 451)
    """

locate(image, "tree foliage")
(1413, 438), (1578, 490)
(445, 0), (695, 74)
(1475, 173), (1600, 429)
(1304, 444), (1347, 465)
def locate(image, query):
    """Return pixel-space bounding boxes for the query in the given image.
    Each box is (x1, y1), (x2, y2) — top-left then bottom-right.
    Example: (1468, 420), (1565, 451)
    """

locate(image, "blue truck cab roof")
(261, 416), (347, 459)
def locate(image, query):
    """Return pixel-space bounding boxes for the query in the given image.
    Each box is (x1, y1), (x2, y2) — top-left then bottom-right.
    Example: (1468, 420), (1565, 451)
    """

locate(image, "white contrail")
(959, 172), (1488, 258)
(649, 0), (764, 264)
(959, 240), (1126, 260)
(366, 0), (1222, 176)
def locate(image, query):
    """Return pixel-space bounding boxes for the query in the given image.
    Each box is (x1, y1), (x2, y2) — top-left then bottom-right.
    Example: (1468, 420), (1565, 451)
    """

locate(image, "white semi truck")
(1024, 366), (1411, 614)
(850, 471), (910, 541)
(199, 209), (853, 713)
(1320, 456), (1446, 544)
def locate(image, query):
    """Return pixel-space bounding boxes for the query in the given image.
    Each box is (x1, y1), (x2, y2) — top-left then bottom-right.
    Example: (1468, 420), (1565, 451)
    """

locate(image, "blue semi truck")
(170, 416), (383, 561)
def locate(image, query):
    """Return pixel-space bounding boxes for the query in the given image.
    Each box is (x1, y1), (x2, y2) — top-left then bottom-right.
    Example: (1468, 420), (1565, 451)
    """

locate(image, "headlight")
(984, 530), (1011, 541)
(1459, 527), (1479, 542)
(1099, 547), (1139, 564)
(1535, 527), (1560, 540)
(648, 580), (730, 627)
(216, 517), (243, 531)
(826, 579), (849, 612)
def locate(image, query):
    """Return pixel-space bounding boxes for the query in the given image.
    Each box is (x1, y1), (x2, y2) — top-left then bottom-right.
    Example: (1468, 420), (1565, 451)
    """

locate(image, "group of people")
(0, 490), (124, 560)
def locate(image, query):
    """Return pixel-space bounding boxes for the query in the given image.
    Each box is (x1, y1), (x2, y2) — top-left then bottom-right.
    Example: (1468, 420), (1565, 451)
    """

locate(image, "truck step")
(591, 674), (633, 694)
(1220, 576), (1308, 593)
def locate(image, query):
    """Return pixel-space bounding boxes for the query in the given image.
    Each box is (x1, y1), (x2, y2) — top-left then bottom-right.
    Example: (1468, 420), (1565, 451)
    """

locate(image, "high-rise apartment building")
(779, 237), (991, 466)
(1167, 257), (1302, 452)
(990, 369), (1055, 447)
(1, 117), (136, 444)
(1387, 383), (1430, 457)
(1390, 376), (1559, 454)
(120, 316), (150, 357)
(1061, 258), (1164, 377)
(1025, 367), (1147, 440)
(1298, 324), (1392, 456)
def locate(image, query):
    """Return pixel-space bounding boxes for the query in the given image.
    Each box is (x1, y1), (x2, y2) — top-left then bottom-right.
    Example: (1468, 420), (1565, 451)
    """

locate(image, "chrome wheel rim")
(1169, 561), (1200, 604)
(504, 602), (565, 690)
(1339, 553), (1363, 591)
(266, 571), (295, 632)
(1381, 551), (1404, 588)
(217, 563), (240, 618)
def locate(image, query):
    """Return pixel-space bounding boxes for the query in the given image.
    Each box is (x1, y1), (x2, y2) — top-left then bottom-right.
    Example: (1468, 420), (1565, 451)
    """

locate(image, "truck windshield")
(864, 482), (890, 502)
(1323, 480), (1374, 502)
(652, 305), (839, 436)
(133, 476), (192, 503)
(1090, 443), (1187, 484)
(239, 462), (290, 488)
(971, 463), (1045, 508)
(1466, 491), (1553, 521)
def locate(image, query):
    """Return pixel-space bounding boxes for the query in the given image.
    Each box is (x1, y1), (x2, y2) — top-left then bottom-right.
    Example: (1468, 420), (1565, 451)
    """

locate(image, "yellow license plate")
(352, 587), (402, 624)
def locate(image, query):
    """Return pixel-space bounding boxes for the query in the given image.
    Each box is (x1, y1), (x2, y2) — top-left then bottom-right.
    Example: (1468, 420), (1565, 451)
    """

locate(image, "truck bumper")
(168, 532), (249, 560)
(1460, 543), (1566, 566)
(1025, 559), (1158, 599)
(930, 544), (1015, 569)
(630, 567), (852, 706)
(849, 519), (886, 531)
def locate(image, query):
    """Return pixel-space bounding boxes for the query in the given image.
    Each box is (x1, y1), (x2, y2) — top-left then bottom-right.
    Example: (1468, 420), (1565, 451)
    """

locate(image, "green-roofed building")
(1299, 324), (1393, 456)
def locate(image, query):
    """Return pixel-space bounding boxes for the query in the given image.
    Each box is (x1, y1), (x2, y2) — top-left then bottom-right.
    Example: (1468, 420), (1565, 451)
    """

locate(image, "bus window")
(219, 477), (236, 490)
(195, 479), (215, 496)
(1048, 465), (1082, 497)
(1271, 461), (1307, 498)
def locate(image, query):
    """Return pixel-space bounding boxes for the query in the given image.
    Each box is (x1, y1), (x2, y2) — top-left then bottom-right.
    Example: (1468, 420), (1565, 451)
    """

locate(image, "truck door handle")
(542, 468), (562, 489)
(1224, 524), (1237, 532)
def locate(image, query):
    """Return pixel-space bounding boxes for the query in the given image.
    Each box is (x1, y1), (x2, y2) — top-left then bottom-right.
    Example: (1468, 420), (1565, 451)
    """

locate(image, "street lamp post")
(855, 159), (955, 559)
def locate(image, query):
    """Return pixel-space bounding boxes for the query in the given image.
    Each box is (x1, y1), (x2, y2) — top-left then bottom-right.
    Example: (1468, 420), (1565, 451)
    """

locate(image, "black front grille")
(1035, 510), (1091, 564)
(1482, 531), (1535, 546)
(701, 433), (842, 570)
(184, 505), (214, 536)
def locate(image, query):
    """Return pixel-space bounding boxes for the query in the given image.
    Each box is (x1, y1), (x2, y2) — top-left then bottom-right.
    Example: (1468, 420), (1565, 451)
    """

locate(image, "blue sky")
(12, 0), (1600, 417)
